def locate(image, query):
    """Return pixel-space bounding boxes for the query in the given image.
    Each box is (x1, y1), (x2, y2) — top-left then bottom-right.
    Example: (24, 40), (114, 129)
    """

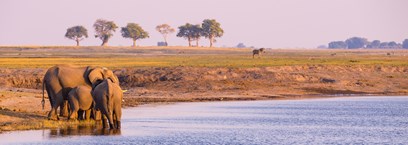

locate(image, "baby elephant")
(92, 79), (123, 129)
(67, 85), (94, 120)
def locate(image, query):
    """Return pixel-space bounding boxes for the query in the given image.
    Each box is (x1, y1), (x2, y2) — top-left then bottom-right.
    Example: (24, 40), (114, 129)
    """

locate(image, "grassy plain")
(0, 46), (408, 68)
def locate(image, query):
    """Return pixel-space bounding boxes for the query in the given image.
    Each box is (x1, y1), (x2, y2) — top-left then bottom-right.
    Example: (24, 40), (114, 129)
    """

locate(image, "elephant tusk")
(122, 90), (128, 93)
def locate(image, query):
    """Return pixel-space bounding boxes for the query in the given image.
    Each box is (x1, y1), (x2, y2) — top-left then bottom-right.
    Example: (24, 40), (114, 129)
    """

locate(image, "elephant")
(42, 64), (119, 120)
(92, 78), (123, 129)
(67, 85), (94, 120)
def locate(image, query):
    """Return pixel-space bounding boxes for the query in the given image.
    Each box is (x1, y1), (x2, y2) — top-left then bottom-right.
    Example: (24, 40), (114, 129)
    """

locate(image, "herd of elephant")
(42, 65), (123, 129)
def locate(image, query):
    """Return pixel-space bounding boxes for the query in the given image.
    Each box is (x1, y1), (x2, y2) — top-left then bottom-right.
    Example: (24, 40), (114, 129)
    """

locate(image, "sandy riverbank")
(1, 65), (408, 132)
(1, 46), (408, 132)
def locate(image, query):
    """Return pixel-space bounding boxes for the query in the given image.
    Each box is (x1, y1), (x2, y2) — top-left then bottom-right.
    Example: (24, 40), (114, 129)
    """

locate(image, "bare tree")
(156, 24), (175, 46)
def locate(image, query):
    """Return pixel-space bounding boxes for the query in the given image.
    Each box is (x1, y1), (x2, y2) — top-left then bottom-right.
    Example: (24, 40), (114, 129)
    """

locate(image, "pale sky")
(1, 0), (407, 48)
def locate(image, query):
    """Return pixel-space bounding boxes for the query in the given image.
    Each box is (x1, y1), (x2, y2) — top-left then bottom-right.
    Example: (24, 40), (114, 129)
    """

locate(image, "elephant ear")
(88, 68), (104, 85)
(105, 69), (119, 84)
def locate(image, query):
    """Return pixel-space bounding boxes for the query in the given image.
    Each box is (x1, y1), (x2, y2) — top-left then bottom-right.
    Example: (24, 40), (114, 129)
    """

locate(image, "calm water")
(1, 96), (408, 144)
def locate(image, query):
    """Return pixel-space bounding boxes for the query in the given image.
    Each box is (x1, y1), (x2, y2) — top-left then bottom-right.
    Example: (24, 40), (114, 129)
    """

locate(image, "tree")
(388, 41), (398, 48)
(403, 39), (408, 49)
(367, 40), (381, 48)
(328, 41), (347, 49)
(379, 42), (389, 48)
(93, 19), (118, 46)
(236, 43), (246, 48)
(177, 23), (195, 47)
(345, 37), (368, 49)
(202, 19), (224, 47)
(191, 24), (203, 47)
(65, 26), (88, 46)
(121, 23), (149, 47)
(156, 24), (175, 46)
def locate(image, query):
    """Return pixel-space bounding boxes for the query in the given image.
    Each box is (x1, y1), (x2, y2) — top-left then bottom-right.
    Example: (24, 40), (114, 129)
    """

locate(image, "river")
(1, 96), (408, 144)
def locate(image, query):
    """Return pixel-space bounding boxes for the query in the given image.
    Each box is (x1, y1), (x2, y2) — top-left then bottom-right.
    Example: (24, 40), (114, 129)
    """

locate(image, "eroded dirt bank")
(1, 65), (408, 132)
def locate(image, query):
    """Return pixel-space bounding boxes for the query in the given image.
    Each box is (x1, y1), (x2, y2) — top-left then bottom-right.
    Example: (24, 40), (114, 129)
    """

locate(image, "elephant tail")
(42, 79), (45, 110)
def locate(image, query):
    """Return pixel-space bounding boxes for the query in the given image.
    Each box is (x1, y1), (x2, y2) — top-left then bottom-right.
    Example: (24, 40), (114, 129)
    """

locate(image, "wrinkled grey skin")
(42, 64), (118, 120)
(92, 79), (123, 129)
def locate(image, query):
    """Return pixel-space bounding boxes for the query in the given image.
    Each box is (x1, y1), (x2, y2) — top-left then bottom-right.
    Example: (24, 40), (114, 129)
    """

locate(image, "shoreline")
(1, 93), (407, 133)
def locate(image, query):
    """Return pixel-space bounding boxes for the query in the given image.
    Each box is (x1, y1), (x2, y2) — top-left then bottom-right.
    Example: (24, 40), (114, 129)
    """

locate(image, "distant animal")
(93, 79), (123, 129)
(330, 53), (337, 56)
(253, 48), (265, 58)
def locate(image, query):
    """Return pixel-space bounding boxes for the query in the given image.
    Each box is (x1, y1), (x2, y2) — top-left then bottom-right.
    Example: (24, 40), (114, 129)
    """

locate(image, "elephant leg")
(68, 96), (79, 120)
(107, 113), (115, 129)
(68, 110), (77, 121)
(68, 102), (78, 120)
(45, 84), (60, 120)
(48, 96), (63, 120)
(78, 110), (84, 120)
(116, 121), (121, 129)
(113, 107), (122, 129)
(102, 115), (108, 129)
(94, 110), (102, 121)
(100, 106), (114, 129)
(60, 100), (69, 117)
(112, 113), (117, 129)
(85, 109), (92, 120)
(47, 106), (59, 120)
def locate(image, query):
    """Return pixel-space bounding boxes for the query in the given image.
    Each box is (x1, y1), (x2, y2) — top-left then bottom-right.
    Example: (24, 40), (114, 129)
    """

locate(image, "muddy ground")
(1, 47), (408, 132)
(1, 65), (408, 132)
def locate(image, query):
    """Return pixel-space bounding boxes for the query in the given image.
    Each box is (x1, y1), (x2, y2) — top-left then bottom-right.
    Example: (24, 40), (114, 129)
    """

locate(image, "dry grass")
(0, 55), (407, 69)
(1, 46), (408, 68)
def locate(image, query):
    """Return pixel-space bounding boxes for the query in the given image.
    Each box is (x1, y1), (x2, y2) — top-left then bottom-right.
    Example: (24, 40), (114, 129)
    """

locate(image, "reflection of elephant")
(67, 85), (93, 120)
(49, 125), (121, 138)
(42, 64), (119, 120)
(93, 79), (123, 129)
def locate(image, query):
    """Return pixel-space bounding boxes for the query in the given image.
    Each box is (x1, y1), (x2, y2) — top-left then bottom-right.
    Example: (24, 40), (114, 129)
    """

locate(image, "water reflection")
(47, 124), (121, 138)
(1, 97), (407, 144)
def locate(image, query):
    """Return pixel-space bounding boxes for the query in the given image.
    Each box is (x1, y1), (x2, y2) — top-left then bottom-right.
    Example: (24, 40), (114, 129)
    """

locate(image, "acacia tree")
(93, 19), (118, 46)
(121, 23), (149, 47)
(202, 19), (224, 47)
(65, 26), (88, 46)
(191, 24), (203, 47)
(156, 24), (175, 46)
(177, 23), (195, 47)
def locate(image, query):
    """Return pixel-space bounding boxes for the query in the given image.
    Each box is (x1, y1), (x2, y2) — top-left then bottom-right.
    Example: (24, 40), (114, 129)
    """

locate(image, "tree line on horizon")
(328, 37), (408, 49)
(65, 19), (224, 47)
